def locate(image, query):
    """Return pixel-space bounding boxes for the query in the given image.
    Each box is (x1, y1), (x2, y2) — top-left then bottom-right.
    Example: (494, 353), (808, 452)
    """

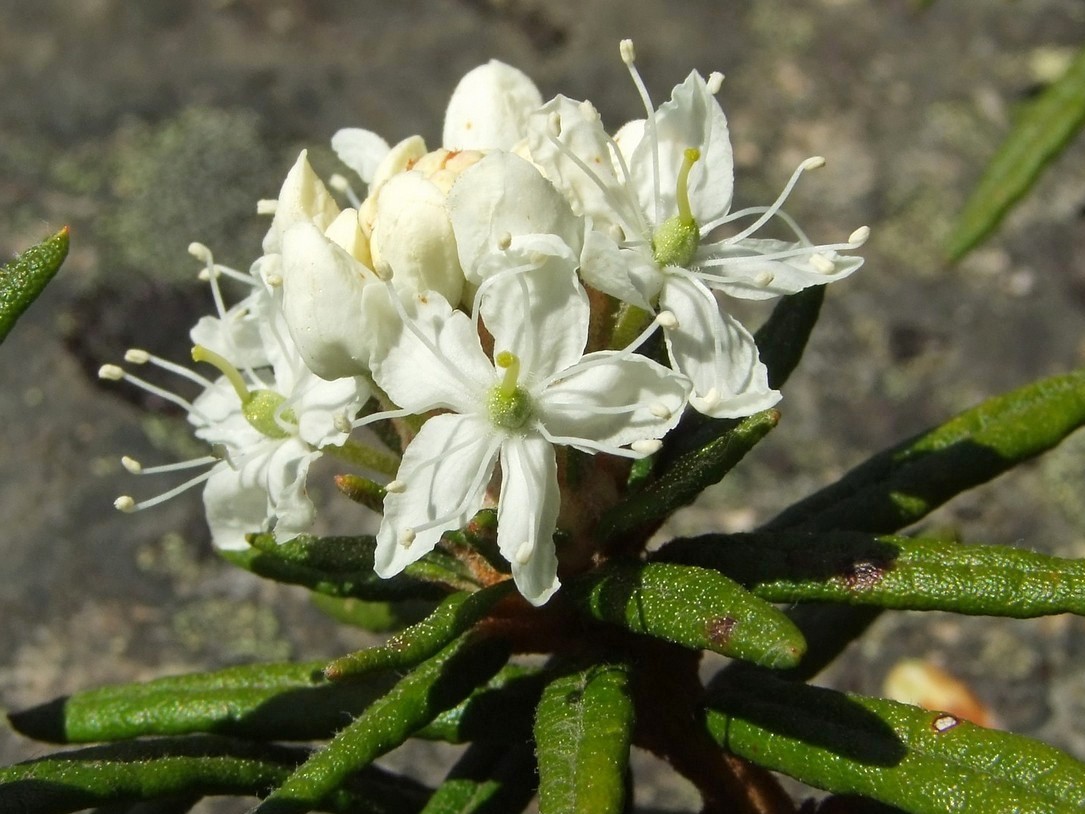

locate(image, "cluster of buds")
(101, 40), (866, 605)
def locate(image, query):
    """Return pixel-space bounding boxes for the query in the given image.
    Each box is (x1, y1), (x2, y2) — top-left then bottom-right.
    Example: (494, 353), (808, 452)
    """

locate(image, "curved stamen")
(620, 39), (662, 227)
(537, 310), (669, 390)
(700, 156), (824, 241)
(125, 348), (216, 390)
(114, 466), (218, 513)
(98, 364), (212, 425)
(404, 436), (502, 536)
(123, 454), (220, 476)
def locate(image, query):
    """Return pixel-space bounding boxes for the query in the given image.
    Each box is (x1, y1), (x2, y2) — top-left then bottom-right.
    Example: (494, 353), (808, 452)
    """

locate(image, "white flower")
(367, 263), (690, 605)
(527, 40), (868, 419)
(101, 245), (367, 550)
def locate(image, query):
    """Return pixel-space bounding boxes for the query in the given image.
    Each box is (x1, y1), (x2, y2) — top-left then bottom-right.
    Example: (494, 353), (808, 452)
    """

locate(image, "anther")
(515, 541), (533, 565)
(608, 223), (625, 242)
(547, 112), (562, 138)
(124, 349), (151, 364)
(656, 310), (678, 330)
(333, 413), (352, 433)
(98, 364), (125, 381)
(801, 156), (826, 171)
(631, 439), (663, 455)
(188, 242), (213, 263)
(707, 71), (725, 94)
(620, 39), (636, 65)
(755, 270), (775, 287)
(649, 402), (672, 419)
(121, 456), (143, 474)
(810, 253), (836, 274)
(693, 388), (720, 410)
(265, 273), (284, 287)
(578, 99), (600, 121)
(399, 528), (416, 548)
(256, 199), (278, 215)
(849, 225), (871, 245)
(328, 174), (350, 193)
(114, 496), (137, 513)
(497, 231), (513, 251)
(385, 480), (406, 494)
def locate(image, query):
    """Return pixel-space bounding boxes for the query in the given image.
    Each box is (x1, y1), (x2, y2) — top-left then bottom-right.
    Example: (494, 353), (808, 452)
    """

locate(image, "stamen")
(692, 388), (721, 411)
(98, 364), (124, 381)
(265, 273), (283, 287)
(385, 480), (406, 494)
(701, 156), (824, 239)
(99, 364), (210, 421)
(619, 38), (662, 225)
(656, 310), (678, 329)
(810, 253), (836, 274)
(113, 467), (218, 513)
(802, 156), (826, 171)
(115, 496), (136, 512)
(333, 412), (353, 433)
(707, 71), (724, 94)
(256, 199), (278, 215)
(631, 439), (663, 455)
(124, 349), (150, 364)
(755, 271), (775, 287)
(188, 242), (213, 264)
(191, 344), (250, 403)
(125, 348), (215, 389)
(515, 541), (533, 565)
(496, 231), (512, 251)
(124, 455), (220, 476)
(649, 402), (672, 419)
(328, 173), (362, 208)
(849, 225), (871, 245)
(384, 282), (480, 395)
(122, 456), (142, 474)
(547, 111), (561, 138)
(399, 529), (416, 548)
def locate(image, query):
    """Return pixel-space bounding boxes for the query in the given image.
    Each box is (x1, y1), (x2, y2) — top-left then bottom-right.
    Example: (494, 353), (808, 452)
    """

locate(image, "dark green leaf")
(662, 531), (1085, 617)
(0, 736), (427, 814)
(0, 227), (69, 343)
(414, 664), (545, 744)
(325, 582), (514, 680)
(754, 285), (826, 390)
(420, 739), (537, 814)
(595, 409), (778, 545)
(253, 633), (509, 814)
(765, 368), (1085, 534)
(8, 661), (396, 744)
(567, 560), (805, 669)
(221, 534), (474, 600)
(310, 594), (436, 632)
(948, 46), (1085, 260)
(535, 662), (634, 814)
(706, 675), (1085, 813)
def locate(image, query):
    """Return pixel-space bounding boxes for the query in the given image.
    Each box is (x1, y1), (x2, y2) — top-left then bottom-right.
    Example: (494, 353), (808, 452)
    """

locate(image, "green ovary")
(651, 146), (702, 269)
(192, 344), (296, 439)
(489, 350), (534, 430)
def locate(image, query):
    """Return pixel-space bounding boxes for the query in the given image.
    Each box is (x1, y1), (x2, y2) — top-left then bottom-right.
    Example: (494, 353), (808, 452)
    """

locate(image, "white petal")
(331, 128), (391, 184)
(580, 230), (661, 311)
(372, 291), (494, 415)
(290, 372), (368, 448)
(203, 464), (269, 551)
(479, 256), (588, 386)
(697, 238), (864, 301)
(497, 435), (561, 606)
(324, 208), (372, 267)
(375, 414), (501, 576)
(659, 274), (779, 419)
(263, 150), (340, 255)
(443, 60), (542, 150)
(262, 438), (319, 538)
(447, 152), (584, 282)
(281, 222), (390, 380)
(371, 170), (465, 305)
(537, 352), (689, 451)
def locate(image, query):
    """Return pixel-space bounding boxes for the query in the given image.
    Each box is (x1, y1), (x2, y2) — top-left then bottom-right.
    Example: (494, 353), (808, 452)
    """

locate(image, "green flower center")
(192, 345), (296, 439)
(651, 147), (701, 269)
(488, 350), (534, 431)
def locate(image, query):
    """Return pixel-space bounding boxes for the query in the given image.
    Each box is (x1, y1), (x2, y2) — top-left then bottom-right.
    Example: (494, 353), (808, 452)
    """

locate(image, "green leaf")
(534, 662), (634, 814)
(420, 739), (537, 814)
(310, 594), (436, 632)
(0, 736), (428, 814)
(947, 46), (1085, 261)
(324, 582), (514, 680)
(221, 534), (475, 601)
(765, 368), (1085, 534)
(567, 560), (805, 669)
(253, 633), (509, 814)
(594, 409), (778, 545)
(754, 285), (826, 390)
(706, 675), (1085, 813)
(414, 664), (545, 744)
(662, 531), (1085, 617)
(0, 227), (69, 343)
(8, 661), (397, 744)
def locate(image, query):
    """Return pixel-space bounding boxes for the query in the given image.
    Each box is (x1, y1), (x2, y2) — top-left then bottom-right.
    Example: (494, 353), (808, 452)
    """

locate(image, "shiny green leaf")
(766, 368), (1085, 534)
(663, 531), (1085, 617)
(706, 675), (1085, 813)
(8, 661), (396, 744)
(414, 664), (544, 744)
(947, 46), (1085, 260)
(0, 227), (69, 343)
(535, 662), (634, 814)
(420, 739), (537, 814)
(310, 594), (435, 632)
(253, 634), (509, 814)
(754, 285), (826, 390)
(567, 560), (805, 669)
(324, 582), (514, 680)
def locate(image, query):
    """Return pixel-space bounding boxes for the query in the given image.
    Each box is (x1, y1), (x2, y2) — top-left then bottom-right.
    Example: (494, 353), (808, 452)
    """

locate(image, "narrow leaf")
(9, 661), (397, 745)
(706, 675), (1085, 813)
(754, 285), (826, 390)
(947, 46), (1085, 260)
(567, 560), (805, 669)
(0, 737), (427, 814)
(0, 227), (69, 342)
(221, 534), (474, 600)
(310, 594), (435, 632)
(535, 662), (634, 814)
(325, 581), (514, 680)
(595, 409), (778, 545)
(253, 633), (509, 814)
(663, 531), (1085, 617)
(765, 368), (1085, 534)
(420, 739), (537, 814)
(415, 664), (545, 744)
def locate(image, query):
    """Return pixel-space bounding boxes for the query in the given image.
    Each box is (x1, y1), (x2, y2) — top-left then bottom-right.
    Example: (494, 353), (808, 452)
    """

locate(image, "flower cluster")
(102, 41), (865, 605)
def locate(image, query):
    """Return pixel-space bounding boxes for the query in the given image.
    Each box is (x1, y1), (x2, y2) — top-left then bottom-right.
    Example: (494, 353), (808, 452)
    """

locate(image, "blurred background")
(2, 0), (1085, 809)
